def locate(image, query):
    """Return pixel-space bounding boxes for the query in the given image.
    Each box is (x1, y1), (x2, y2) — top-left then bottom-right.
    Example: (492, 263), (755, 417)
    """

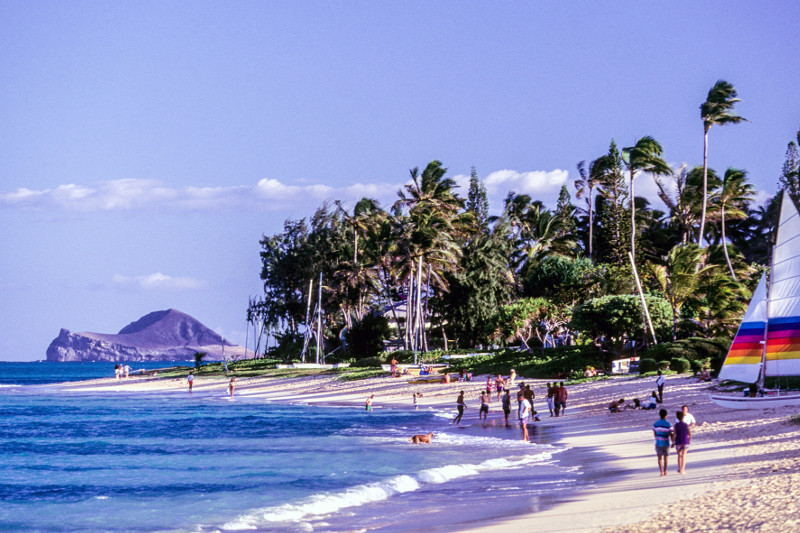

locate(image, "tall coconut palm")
(622, 136), (672, 262)
(574, 159), (605, 259)
(712, 167), (754, 280)
(698, 80), (747, 246)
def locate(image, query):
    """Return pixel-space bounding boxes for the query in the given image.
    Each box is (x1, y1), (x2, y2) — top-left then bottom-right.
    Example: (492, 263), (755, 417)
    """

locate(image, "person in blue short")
(653, 408), (674, 476)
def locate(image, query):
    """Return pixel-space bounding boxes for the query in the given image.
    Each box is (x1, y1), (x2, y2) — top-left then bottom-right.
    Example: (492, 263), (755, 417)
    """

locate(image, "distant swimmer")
(366, 394), (374, 411)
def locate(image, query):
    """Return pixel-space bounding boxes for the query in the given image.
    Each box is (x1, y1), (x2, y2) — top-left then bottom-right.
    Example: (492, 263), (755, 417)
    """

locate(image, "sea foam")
(220, 445), (553, 530)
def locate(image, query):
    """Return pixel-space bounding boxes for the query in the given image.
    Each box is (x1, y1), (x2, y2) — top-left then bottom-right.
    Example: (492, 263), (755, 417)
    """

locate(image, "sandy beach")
(50, 370), (800, 532)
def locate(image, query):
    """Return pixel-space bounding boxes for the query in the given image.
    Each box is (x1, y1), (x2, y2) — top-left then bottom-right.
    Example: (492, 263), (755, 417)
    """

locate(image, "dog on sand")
(409, 432), (434, 444)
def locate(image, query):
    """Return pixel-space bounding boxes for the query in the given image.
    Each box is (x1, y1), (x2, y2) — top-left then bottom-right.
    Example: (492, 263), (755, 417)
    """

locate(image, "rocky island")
(46, 309), (248, 362)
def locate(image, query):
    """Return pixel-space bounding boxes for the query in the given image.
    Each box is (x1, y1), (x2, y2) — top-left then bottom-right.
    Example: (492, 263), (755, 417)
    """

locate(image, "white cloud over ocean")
(112, 273), (207, 291)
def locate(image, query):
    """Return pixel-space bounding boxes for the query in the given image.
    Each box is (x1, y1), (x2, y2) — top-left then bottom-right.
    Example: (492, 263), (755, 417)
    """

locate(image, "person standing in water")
(479, 389), (490, 423)
(502, 389), (511, 425)
(365, 394), (374, 411)
(519, 394), (532, 441)
(453, 391), (466, 424)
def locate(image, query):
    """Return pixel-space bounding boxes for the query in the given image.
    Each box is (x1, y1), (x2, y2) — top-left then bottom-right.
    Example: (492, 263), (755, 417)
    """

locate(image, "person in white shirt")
(655, 370), (665, 402)
(680, 405), (696, 428)
(519, 396), (532, 441)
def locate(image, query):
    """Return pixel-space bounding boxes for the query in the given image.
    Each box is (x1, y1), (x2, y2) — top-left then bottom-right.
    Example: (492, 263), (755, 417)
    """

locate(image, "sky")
(1, 1), (799, 361)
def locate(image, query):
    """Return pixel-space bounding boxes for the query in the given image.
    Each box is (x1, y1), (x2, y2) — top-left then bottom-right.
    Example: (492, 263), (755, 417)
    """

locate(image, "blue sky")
(1, 2), (799, 361)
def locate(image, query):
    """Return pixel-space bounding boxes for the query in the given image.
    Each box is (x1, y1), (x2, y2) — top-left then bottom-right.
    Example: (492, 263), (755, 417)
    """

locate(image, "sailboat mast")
(759, 193), (783, 390)
(316, 272), (323, 364)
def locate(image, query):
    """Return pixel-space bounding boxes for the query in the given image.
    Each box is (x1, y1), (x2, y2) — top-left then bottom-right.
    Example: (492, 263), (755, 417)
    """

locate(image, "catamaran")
(711, 192), (800, 409)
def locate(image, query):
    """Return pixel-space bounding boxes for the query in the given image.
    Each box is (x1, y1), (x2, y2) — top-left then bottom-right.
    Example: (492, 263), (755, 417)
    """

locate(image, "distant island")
(46, 309), (248, 362)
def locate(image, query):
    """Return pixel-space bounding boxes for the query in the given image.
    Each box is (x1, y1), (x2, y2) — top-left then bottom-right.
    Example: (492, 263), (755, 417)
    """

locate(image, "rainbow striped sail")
(719, 192), (800, 383)
(718, 273), (766, 383)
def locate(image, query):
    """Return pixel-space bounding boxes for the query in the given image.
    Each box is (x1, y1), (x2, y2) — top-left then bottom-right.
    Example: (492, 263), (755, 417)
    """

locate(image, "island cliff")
(46, 309), (247, 362)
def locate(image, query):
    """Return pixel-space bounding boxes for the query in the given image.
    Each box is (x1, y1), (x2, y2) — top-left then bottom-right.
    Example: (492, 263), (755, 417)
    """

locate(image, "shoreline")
(33, 370), (800, 532)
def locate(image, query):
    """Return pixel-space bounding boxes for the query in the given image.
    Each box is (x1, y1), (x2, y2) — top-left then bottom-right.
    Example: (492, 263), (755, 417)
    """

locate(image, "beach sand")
(50, 370), (800, 532)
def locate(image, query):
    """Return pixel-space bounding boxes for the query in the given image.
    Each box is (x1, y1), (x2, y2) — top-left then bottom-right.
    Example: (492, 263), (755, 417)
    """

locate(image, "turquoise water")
(0, 363), (580, 532)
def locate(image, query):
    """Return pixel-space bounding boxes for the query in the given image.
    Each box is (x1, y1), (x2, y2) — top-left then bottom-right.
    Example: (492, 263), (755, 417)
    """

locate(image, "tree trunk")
(630, 168), (636, 263)
(588, 185), (594, 259)
(698, 128), (710, 245)
(721, 204), (737, 280)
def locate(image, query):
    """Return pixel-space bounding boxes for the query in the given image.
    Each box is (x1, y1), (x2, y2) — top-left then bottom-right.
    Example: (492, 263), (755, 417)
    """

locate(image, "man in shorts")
(653, 408), (674, 476)
(501, 389), (511, 425)
(546, 382), (555, 417)
(479, 389), (490, 423)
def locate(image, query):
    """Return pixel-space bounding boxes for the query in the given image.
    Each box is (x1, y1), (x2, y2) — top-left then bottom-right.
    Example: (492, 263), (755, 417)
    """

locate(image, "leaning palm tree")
(712, 167), (754, 280)
(698, 80), (747, 246)
(574, 159), (605, 259)
(622, 136), (672, 263)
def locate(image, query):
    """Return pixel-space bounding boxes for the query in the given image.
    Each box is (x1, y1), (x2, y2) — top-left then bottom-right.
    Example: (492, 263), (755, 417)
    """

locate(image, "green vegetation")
(237, 83), (798, 378)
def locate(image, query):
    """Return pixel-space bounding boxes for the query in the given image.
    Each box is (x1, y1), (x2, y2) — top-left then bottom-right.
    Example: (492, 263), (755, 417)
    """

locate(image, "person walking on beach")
(453, 391), (466, 424)
(479, 389), (490, 423)
(680, 405), (696, 429)
(366, 394), (374, 411)
(653, 408), (674, 476)
(555, 382), (568, 416)
(674, 410), (691, 474)
(228, 377), (236, 398)
(546, 382), (555, 417)
(519, 394), (532, 441)
(495, 374), (505, 401)
(502, 389), (511, 425)
(656, 370), (665, 403)
(390, 357), (398, 378)
(124, 364), (130, 378)
(508, 369), (516, 386)
(412, 392), (419, 410)
(114, 364), (120, 381)
(187, 371), (194, 392)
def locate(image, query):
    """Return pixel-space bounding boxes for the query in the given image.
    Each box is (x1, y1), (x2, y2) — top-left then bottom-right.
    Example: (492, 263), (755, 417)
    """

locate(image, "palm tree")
(574, 159), (604, 259)
(698, 80), (747, 246)
(649, 244), (716, 341)
(622, 136), (672, 262)
(393, 160), (471, 352)
(712, 168), (754, 279)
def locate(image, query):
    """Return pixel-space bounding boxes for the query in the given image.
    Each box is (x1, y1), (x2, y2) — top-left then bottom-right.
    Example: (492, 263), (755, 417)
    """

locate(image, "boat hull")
(709, 392), (800, 409)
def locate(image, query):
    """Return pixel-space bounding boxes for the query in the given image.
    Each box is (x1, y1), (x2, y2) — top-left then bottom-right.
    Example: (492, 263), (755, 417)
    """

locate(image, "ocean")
(0, 362), (581, 532)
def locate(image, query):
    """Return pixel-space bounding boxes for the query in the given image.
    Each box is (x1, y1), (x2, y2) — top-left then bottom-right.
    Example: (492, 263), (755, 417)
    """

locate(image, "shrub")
(690, 359), (705, 374)
(638, 358), (658, 373)
(670, 358), (691, 374)
(345, 313), (391, 359)
(351, 356), (384, 368)
(658, 360), (671, 371)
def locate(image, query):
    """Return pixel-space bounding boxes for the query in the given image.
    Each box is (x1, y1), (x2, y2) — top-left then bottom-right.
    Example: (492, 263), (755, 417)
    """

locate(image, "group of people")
(113, 363), (131, 380)
(450, 375), (569, 442)
(653, 405), (695, 475)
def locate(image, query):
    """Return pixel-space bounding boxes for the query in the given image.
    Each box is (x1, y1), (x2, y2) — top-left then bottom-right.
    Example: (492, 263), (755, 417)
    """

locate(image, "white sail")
(765, 192), (800, 377)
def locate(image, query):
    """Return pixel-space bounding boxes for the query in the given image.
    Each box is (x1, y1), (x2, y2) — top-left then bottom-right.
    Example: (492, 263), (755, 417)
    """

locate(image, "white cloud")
(0, 169), (573, 215)
(112, 273), (207, 291)
(483, 169), (569, 196)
